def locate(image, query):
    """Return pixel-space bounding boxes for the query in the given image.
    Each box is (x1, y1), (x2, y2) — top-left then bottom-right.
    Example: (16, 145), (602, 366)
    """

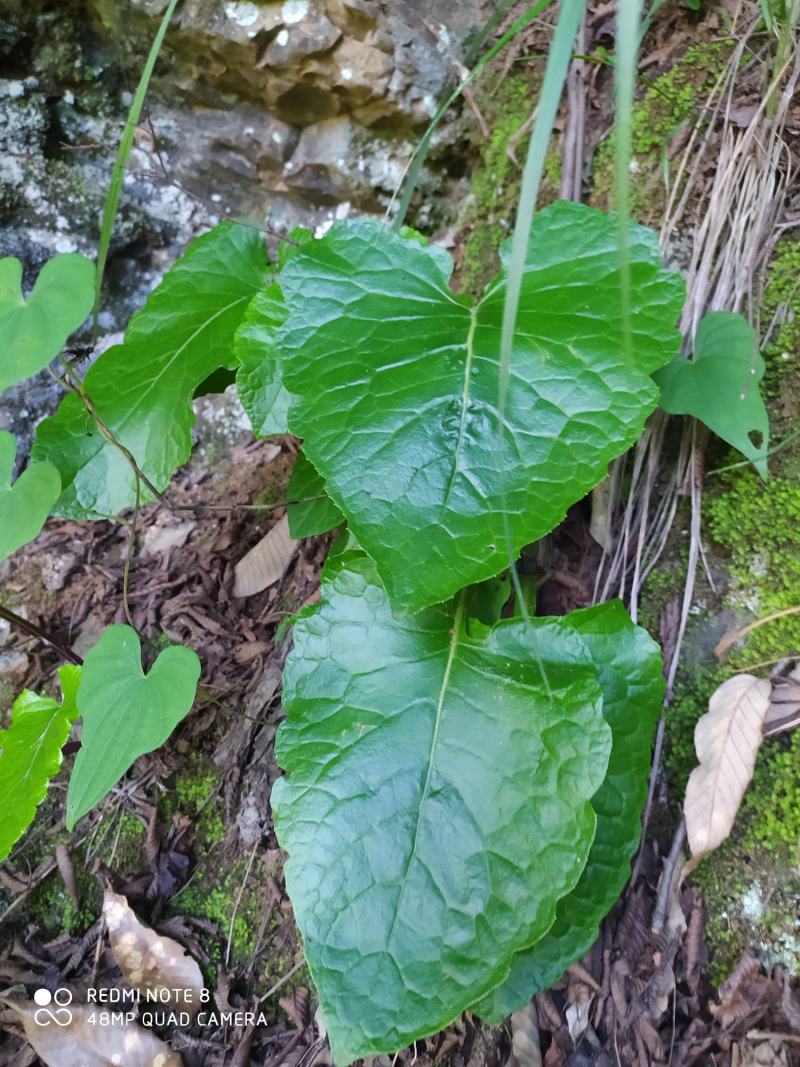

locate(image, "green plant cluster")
(0, 161), (776, 1061)
(0, 198), (684, 1060)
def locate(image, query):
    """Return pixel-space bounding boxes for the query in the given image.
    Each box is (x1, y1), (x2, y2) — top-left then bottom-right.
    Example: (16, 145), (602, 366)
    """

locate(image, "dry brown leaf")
(732, 1039), (790, 1067)
(763, 666), (800, 737)
(1, 998), (183, 1067)
(103, 889), (204, 1015)
(684, 675), (770, 863)
(506, 1000), (543, 1067)
(233, 515), (298, 597)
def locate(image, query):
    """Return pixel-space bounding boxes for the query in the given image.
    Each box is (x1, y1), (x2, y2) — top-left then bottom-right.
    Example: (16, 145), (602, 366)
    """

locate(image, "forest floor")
(1, 1), (800, 1066)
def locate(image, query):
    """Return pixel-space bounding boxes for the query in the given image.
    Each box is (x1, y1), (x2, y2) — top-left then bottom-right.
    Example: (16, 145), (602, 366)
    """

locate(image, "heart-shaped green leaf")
(655, 311), (769, 477)
(275, 201), (684, 611)
(66, 626), (200, 828)
(272, 550), (612, 1063)
(0, 431), (60, 562)
(0, 666), (81, 861)
(0, 253), (95, 391)
(32, 222), (269, 518)
(473, 600), (664, 1023)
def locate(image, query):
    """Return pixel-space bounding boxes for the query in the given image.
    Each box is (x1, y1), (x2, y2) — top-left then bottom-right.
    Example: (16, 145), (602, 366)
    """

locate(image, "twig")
(0, 604), (83, 666)
(258, 960), (305, 1005)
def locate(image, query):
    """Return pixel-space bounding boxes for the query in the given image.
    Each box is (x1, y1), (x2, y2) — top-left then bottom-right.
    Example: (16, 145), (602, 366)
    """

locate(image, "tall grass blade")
(392, 0), (555, 230)
(92, 0), (180, 335)
(613, 0), (644, 368)
(497, 0), (586, 416)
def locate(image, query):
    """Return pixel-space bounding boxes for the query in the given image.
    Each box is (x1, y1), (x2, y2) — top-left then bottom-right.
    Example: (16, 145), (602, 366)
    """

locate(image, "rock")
(261, 9), (341, 69)
(37, 551), (80, 593)
(0, 650), (30, 687)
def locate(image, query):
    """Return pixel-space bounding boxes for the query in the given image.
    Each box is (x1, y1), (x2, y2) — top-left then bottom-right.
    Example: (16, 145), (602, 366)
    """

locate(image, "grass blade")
(92, 0), (180, 335)
(613, 0), (644, 369)
(498, 0), (586, 416)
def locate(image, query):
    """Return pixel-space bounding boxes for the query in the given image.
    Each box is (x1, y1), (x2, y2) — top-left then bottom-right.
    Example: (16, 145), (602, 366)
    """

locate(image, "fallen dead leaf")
(0, 998), (183, 1067)
(684, 674), (770, 864)
(103, 889), (205, 1015)
(763, 666), (800, 737)
(506, 1000), (543, 1067)
(233, 514), (298, 597)
(142, 521), (195, 556)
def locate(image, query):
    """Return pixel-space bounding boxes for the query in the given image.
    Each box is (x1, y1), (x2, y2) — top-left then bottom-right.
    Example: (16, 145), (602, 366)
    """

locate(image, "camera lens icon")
(33, 988), (73, 1026)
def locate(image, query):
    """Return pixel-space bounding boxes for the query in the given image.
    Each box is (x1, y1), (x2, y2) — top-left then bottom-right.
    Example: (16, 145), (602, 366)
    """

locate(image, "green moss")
(703, 237), (800, 665)
(661, 236), (800, 981)
(28, 843), (100, 937)
(590, 40), (732, 222)
(461, 73), (559, 294)
(163, 752), (226, 849)
(707, 472), (800, 662)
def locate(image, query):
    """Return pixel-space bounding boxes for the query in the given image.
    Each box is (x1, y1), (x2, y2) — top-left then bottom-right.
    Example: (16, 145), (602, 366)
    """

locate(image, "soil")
(1, 2), (800, 1066)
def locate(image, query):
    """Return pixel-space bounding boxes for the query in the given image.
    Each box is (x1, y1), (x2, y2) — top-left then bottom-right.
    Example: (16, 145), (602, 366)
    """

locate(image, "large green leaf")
(473, 600), (663, 1023)
(286, 449), (343, 538)
(235, 283), (291, 436)
(0, 665), (81, 861)
(0, 253), (95, 391)
(66, 626), (200, 827)
(0, 431), (60, 562)
(272, 552), (612, 1063)
(275, 201), (684, 611)
(32, 223), (269, 518)
(655, 310), (769, 477)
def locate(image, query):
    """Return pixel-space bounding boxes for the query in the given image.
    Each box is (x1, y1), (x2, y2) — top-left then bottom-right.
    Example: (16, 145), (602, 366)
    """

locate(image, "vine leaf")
(0, 665), (81, 862)
(286, 449), (343, 538)
(0, 997), (183, 1067)
(473, 601), (664, 1023)
(32, 222), (269, 519)
(272, 550), (612, 1063)
(655, 311), (769, 477)
(0, 253), (95, 391)
(275, 201), (684, 611)
(0, 431), (61, 562)
(683, 674), (770, 865)
(66, 626), (200, 828)
(235, 283), (290, 436)
(103, 889), (205, 1014)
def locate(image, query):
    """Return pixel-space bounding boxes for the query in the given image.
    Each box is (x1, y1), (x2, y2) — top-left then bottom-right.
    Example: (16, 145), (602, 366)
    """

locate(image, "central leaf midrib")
(385, 592), (466, 949)
(440, 305), (478, 514)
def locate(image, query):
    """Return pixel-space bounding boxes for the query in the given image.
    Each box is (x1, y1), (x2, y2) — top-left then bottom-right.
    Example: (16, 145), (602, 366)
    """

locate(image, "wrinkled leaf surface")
(474, 601), (663, 1022)
(276, 202), (683, 610)
(273, 551), (612, 1062)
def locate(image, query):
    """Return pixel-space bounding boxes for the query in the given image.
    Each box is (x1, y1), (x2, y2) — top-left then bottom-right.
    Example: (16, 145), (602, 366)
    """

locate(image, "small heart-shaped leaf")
(655, 311), (769, 477)
(0, 254), (95, 391)
(66, 626), (200, 828)
(0, 431), (60, 561)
